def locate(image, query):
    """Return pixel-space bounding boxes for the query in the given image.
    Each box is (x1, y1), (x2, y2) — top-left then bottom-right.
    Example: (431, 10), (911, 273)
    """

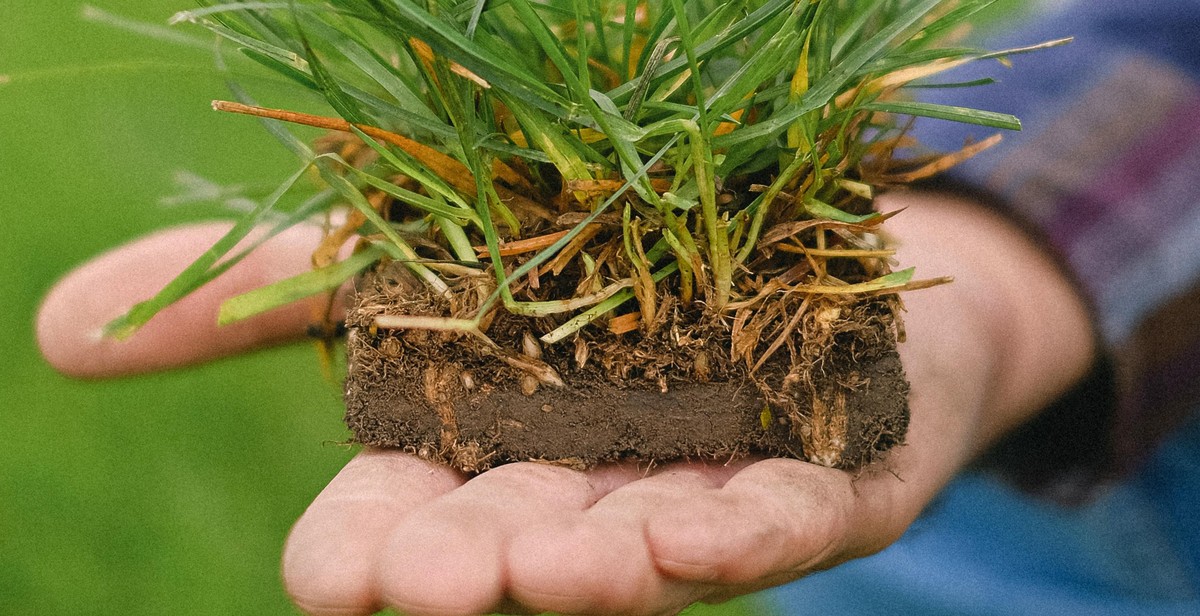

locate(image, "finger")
(643, 458), (859, 587)
(504, 461), (749, 615)
(373, 461), (641, 616)
(282, 450), (465, 616)
(37, 222), (342, 378)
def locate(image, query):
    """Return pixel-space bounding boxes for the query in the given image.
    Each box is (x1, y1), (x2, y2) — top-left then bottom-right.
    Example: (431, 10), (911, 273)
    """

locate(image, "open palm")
(37, 192), (1093, 615)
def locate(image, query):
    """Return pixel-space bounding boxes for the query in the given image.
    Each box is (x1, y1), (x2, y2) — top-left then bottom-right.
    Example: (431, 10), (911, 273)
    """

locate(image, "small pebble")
(520, 375), (539, 396)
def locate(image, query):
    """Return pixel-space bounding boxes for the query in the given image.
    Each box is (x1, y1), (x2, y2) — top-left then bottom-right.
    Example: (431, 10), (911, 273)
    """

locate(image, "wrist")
(882, 190), (1096, 455)
(834, 191), (1096, 550)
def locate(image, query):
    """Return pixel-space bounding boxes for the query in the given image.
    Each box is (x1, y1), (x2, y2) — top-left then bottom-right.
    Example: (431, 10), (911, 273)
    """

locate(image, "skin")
(37, 191), (1094, 616)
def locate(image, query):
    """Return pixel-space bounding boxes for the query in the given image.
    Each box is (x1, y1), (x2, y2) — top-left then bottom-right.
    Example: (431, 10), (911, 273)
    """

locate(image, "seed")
(574, 337), (590, 369)
(522, 331), (542, 360)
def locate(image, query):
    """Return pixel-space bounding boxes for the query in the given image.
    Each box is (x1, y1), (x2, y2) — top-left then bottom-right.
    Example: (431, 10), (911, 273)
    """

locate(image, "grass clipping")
(110, 0), (1061, 471)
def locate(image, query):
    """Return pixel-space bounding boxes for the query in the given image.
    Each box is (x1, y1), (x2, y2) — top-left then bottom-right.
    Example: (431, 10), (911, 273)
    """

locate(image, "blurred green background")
(0, 2), (1029, 614)
(1, 2), (354, 615)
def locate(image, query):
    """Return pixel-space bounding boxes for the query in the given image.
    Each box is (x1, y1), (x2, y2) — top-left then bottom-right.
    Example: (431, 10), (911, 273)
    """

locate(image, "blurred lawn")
(1, 2), (1029, 615)
(0, 2), (356, 615)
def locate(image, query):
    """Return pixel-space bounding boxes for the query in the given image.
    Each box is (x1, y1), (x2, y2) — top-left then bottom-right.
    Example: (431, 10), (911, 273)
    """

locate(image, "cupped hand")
(36, 192), (1094, 615)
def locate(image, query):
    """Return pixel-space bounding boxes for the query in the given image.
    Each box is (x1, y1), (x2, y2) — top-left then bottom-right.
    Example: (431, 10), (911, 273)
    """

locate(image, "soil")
(343, 263), (910, 473)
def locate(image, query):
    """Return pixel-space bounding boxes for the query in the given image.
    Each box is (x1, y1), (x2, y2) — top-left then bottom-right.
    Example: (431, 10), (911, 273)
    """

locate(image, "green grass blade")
(862, 100), (1021, 131)
(716, 0), (944, 149)
(583, 0), (612, 68)
(806, 0), (833, 83)
(608, 0), (793, 101)
(297, 12), (442, 125)
(342, 165), (481, 225)
(587, 90), (661, 206)
(464, 0), (487, 37)
(505, 0), (587, 99)
(296, 16), (374, 125)
(218, 243), (387, 325)
(506, 97), (593, 184)
(540, 261), (679, 345)
(621, 0), (638, 78)
(103, 161), (314, 339)
(348, 126), (471, 210)
(905, 77), (997, 89)
(665, 0), (709, 125)
(803, 197), (881, 224)
(312, 154), (449, 294)
(239, 47), (318, 88)
(830, 3), (881, 61)
(706, 29), (800, 120)
(358, 0), (575, 119)
(800, 267), (916, 294)
(187, 15), (311, 73)
(195, 0), (295, 47)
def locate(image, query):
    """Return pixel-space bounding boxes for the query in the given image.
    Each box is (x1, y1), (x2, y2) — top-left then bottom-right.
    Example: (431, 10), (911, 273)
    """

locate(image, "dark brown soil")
(343, 264), (910, 473)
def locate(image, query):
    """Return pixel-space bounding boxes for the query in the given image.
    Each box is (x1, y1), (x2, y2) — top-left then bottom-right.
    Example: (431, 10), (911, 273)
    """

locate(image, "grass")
(108, 0), (1052, 361)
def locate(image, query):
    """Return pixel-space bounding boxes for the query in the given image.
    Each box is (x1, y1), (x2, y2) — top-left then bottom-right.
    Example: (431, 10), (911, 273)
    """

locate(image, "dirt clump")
(343, 264), (909, 472)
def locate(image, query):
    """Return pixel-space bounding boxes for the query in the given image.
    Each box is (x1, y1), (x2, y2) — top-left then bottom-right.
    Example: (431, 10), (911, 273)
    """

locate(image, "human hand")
(37, 191), (1094, 615)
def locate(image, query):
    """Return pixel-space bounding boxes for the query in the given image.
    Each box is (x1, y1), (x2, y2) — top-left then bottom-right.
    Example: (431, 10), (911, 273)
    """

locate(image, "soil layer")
(344, 266), (910, 472)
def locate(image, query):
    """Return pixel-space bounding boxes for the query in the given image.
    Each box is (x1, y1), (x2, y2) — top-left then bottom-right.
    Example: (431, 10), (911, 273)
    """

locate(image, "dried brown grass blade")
(474, 228), (572, 257)
(628, 221), (657, 333)
(408, 37), (491, 88)
(608, 312), (640, 335)
(496, 350), (565, 387)
(214, 101), (470, 185)
(546, 223), (604, 275)
(759, 211), (899, 247)
(875, 133), (1002, 184)
(566, 178), (673, 195)
(313, 207), (367, 268)
(213, 100), (545, 219)
(774, 245), (896, 258)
